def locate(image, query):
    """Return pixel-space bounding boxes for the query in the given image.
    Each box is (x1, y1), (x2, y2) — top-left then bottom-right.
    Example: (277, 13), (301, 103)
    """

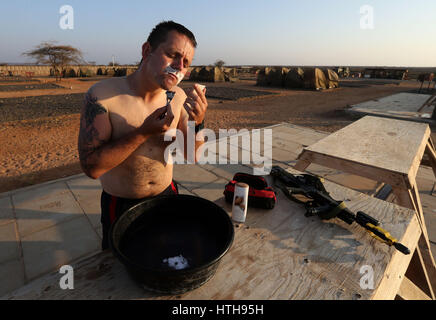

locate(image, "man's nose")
(171, 57), (184, 71)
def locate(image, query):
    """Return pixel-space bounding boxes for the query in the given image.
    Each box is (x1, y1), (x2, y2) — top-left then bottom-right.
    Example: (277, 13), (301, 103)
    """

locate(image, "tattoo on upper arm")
(78, 92), (108, 164)
(83, 92), (107, 127)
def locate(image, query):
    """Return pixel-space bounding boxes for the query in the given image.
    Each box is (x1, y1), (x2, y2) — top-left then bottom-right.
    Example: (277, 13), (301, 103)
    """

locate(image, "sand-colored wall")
(0, 65), (137, 77)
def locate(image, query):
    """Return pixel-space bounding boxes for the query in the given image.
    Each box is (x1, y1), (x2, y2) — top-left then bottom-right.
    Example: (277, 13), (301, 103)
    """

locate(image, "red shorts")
(100, 181), (178, 250)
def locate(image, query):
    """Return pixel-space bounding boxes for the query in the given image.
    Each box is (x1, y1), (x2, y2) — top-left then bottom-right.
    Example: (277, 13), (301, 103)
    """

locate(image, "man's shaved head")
(147, 21), (197, 52)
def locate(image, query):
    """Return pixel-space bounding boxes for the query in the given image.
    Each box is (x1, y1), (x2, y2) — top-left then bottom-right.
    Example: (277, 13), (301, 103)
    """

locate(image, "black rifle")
(270, 166), (410, 255)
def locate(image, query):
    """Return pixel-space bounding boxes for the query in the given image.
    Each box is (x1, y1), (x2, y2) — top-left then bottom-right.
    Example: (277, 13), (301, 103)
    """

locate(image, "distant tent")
(224, 74), (238, 82)
(79, 68), (94, 77)
(284, 68), (305, 88)
(223, 68), (238, 78)
(256, 67), (269, 86)
(185, 67), (193, 80)
(335, 67), (350, 78)
(106, 68), (115, 76)
(303, 68), (328, 90)
(223, 67), (238, 82)
(63, 68), (77, 78)
(196, 66), (225, 82)
(114, 68), (127, 77)
(188, 67), (201, 80)
(268, 67), (289, 87)
(223, 67), (237, 77)
(342, 67), (350, 78)
(256, 67), (288, 87)
(393, 69), (408, 80)
(322, 69), (339, 88)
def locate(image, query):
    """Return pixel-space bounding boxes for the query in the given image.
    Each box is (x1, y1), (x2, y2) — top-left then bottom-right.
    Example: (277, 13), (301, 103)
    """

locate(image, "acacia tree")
(214, 59), (225, 68)
(23, 41), (83, 81)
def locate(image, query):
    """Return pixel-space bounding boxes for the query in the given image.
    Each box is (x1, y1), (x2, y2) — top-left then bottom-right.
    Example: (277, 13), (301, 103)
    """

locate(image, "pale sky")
(1, 0), (435, 67)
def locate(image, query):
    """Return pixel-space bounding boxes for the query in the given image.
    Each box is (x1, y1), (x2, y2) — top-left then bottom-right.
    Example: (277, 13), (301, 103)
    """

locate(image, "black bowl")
(109, 194), (234, 294)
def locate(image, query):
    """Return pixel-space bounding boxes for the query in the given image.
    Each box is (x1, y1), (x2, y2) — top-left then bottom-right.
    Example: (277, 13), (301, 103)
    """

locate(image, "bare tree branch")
(22, 41), (84, 81)
(214, 59), (225, 68)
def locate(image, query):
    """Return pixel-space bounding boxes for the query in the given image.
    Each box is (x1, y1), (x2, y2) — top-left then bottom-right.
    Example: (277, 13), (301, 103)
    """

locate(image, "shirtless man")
(77, 21), (207, 250)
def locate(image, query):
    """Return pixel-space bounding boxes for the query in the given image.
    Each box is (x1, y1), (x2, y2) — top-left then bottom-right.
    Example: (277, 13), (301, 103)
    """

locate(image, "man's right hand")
(139, 104), (174, 137)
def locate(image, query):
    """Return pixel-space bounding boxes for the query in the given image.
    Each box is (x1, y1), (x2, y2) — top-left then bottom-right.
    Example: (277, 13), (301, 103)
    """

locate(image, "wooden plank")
(429, 137), (436, 152)
(304, 116), (430, 177)
(397, 276), (432, 300)
(407, 180), (436, 292)
(425, 141), (436, 179)
(404, 249), (430, 297)
(391, 186), (430, 255)
(372, 214), (421, 300)
(408, 182), (431, 242)
(293, 152), (311, 171)
(297, 150), (408, 189)
(321, 171), (383, 197)
(416, 236), (436, 298)
(392, 187), (418, 213)
(408, 126), (432, 185)
(405, 242), (436, 299)
(294, 158), (385, 197)
(3, 168), (418, 300)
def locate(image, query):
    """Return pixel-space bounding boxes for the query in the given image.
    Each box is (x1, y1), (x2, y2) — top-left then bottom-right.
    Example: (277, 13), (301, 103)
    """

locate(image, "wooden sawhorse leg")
(294, 151), (312, 172)
(393, 182), (436, 299)
(425, 139), (436, 180)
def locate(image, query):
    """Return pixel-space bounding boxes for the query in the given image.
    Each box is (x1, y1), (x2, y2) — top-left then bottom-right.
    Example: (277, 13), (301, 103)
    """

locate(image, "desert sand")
(0, 76), (430, 193)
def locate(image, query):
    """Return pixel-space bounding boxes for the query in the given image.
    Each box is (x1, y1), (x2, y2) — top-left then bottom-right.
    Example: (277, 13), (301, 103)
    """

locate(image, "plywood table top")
(4, 168), (419, 300)
(299, 116), (431, 189)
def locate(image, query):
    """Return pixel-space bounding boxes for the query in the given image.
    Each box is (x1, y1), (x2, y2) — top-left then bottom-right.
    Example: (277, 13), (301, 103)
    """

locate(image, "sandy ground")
(0, 76), (430, 193)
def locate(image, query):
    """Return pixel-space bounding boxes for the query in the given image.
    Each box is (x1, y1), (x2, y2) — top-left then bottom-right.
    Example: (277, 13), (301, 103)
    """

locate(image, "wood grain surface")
(4, 168), (419, 300)
(303, 116), (430, 177)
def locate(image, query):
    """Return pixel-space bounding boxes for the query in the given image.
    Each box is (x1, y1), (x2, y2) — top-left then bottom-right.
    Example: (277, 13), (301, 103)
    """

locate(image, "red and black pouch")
(223, 173), (276, 209)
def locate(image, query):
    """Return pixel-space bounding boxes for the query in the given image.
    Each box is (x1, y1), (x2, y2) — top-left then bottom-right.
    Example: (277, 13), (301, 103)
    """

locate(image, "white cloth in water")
(162, 254), (189, 270)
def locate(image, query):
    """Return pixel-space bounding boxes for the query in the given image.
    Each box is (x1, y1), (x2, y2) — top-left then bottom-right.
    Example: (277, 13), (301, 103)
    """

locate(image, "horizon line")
(1, 63), (436, 69)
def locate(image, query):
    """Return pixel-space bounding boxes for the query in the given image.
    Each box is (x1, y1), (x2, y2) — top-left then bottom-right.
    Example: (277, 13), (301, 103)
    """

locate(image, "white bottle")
(232, 182), (249, 223)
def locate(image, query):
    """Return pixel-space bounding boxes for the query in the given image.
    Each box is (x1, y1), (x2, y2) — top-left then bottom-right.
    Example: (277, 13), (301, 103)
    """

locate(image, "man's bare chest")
(104, 93), (181, 144)
(107, 96), (147, 139)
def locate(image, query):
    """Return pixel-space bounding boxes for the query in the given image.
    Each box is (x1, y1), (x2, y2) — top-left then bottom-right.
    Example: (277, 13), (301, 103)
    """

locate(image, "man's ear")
(142, 42), (152, 60)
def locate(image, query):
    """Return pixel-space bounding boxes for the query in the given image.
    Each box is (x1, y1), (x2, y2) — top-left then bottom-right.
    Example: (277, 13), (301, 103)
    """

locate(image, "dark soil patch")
(204, 86), (277, 100)
(0, 93), (84, 123)
(77, 76), (111, 81)
(0, 76), (41, 83)
(0, 83), (62, 92)
(339, 79), (402, 87)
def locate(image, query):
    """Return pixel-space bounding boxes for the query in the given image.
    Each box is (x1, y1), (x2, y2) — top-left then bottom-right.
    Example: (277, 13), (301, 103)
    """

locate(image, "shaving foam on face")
(164, 64), (184, 84)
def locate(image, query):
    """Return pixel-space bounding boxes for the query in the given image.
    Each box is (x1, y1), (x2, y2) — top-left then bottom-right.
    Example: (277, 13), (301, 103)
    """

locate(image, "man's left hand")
(183, 84), (208, 125)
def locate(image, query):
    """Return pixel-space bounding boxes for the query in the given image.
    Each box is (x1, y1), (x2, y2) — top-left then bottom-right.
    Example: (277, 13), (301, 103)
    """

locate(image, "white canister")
(232, 182), (249, 223)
